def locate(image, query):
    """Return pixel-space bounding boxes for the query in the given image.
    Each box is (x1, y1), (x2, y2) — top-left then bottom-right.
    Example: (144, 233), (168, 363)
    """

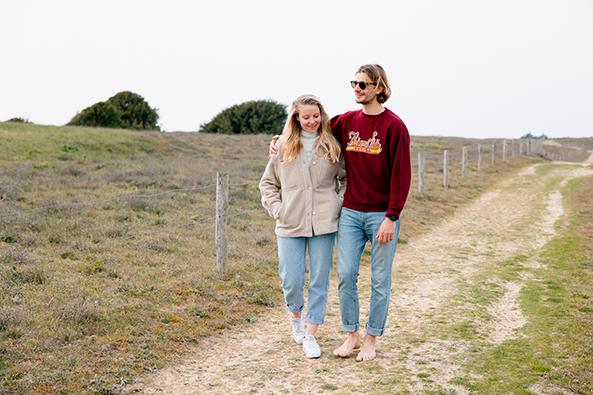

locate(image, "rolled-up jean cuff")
(287, 305), (303, 313)
(365, 324), (384, 337)
(342, 323), (359, 333)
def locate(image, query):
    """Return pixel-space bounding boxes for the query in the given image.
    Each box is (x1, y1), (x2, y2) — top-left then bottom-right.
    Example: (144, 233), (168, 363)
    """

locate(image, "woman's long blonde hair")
(282, 95), (341, 163)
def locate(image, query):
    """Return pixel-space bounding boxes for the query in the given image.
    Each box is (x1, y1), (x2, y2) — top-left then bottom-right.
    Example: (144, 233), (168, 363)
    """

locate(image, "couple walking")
(259, 64), (411, 361)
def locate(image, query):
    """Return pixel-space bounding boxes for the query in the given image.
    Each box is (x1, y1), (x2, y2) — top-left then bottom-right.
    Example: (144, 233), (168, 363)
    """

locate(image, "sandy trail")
(127, 160), (593, 394)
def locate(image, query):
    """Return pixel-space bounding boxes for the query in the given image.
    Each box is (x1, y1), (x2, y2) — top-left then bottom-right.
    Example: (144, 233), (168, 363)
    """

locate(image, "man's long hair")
(357, 64), (391, 104)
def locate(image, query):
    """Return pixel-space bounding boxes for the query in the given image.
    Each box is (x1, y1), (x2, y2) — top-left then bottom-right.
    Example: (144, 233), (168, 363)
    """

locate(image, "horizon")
(5, 119), (592, 142)
(1, 0), (592, 139)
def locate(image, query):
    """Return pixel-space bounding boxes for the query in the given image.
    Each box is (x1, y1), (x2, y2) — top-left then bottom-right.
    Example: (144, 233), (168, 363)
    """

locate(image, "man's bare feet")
(355, 335), (376, 362)
(332, 332), (361, 358)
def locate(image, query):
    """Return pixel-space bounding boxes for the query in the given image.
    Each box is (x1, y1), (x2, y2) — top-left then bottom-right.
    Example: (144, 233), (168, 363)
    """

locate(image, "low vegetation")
(68, 91), (159, 131)
(1, 121), (589, 393)
(447, 169), (593, 393)
(199, 99), (287, 134)
(3, 118), (32, 124)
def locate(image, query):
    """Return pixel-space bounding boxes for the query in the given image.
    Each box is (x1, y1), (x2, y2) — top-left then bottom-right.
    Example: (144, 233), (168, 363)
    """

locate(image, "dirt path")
(128, 159), (593, 394)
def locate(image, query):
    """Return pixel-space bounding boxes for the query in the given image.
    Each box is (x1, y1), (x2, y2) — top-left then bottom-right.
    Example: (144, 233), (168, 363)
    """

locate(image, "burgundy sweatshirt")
(331, 108), (411, 219)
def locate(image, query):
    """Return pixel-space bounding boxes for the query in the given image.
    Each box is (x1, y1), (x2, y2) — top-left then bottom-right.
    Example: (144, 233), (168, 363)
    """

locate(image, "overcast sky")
(1, 0), (592, 138)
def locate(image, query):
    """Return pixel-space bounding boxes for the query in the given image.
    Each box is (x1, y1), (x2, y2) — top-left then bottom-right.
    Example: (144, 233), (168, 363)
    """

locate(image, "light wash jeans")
(337, 207), (400, 336)
(277, 232), (336, 325)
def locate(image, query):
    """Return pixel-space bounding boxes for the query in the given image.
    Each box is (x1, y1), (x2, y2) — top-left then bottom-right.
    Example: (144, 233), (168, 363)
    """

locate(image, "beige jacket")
(259, 138), (346, 237)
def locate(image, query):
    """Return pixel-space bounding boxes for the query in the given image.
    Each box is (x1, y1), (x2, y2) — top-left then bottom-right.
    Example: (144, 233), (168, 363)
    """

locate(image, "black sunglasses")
(350, 80), (376, 89)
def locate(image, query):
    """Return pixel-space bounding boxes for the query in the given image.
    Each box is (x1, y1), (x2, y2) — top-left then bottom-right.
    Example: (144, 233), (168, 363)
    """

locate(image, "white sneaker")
(302, 335), (321, 358)
(291, 317), (305, 344)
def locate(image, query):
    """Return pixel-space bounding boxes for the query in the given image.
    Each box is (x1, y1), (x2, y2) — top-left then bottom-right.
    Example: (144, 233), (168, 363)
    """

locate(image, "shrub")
(68, 101), (122, 128)
(68, 91), (159, 130)
(521, 132), (548, 140)
(4, 117), (32, 123)
(199, 99), (286, 134)
(107, 91), (159, 130)
(1, 234), (19, 243)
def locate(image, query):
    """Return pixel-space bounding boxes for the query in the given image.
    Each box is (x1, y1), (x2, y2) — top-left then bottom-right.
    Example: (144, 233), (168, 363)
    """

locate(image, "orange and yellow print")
(346, 131), (383, 154)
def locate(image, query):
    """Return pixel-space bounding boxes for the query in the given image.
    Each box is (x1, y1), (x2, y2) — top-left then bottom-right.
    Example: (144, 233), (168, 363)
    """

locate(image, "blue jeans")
(337, 207), (400, 336)
(277, 233), (336, 325)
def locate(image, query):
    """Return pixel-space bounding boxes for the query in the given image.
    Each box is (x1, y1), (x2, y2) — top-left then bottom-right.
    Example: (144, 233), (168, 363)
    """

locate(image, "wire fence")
(1, 138), (586, 271)
(412, 138), (585, 191)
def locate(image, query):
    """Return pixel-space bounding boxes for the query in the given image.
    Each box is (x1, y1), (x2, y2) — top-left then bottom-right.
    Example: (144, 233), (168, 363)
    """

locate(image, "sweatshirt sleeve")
(259, 154), (283, 219)
(330, 114), (343, 145)
(387, 120), (412, 218)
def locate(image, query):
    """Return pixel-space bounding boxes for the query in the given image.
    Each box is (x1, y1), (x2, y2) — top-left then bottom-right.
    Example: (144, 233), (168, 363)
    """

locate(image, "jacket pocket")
(276, 188), (305, 231)
(279, 161), (303, 191)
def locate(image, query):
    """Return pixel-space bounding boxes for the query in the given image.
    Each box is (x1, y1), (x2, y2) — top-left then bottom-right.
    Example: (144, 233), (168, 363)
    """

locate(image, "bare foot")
(333, 333), (361, 358)
(355, 335), (376, 362)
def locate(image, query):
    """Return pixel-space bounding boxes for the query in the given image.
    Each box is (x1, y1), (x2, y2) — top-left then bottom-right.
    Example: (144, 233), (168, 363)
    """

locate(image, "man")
(271, 64), (411, 361)
(329, 63), (411, 362)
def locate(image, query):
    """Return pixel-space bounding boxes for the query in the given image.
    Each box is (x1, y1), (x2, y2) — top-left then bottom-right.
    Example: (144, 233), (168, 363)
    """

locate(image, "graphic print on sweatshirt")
(345, 131), (383, 155)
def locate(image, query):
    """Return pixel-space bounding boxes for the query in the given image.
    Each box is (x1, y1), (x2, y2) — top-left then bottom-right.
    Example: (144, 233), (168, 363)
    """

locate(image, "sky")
(1, 0), (592, 138)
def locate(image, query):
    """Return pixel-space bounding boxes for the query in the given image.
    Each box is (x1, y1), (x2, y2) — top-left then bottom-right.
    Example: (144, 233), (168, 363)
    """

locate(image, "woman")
(259, 94), (345, 359)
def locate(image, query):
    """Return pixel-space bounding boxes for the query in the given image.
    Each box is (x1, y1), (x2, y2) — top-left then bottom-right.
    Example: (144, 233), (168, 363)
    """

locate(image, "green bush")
(107, 91), (159, 130)
(68, 91), (159, 130)
(4, 117), (32, 123)
(521, 132), (548, 140)
(199, 99), (286, 134)
(68, 101), (122, 128)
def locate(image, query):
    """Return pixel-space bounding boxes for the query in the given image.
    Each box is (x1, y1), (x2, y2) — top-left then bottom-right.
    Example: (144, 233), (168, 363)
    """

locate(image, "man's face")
(352, 72), (381, 105)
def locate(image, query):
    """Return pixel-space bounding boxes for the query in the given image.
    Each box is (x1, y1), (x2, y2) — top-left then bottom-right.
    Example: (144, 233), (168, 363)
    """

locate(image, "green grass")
(451, 174), (593, 394)
(0, 121), (567, 393)
(0, 122), (162, 165)
(388, 159), (593, 394)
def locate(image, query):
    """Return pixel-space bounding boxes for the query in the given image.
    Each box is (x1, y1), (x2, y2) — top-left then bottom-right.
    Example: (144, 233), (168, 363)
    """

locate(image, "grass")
(447, 172), (593, 393)
(0, 121), (587, 393)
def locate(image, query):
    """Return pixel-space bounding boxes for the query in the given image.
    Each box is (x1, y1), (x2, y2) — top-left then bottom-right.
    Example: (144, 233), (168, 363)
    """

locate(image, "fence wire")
(1, 139), (584, 226)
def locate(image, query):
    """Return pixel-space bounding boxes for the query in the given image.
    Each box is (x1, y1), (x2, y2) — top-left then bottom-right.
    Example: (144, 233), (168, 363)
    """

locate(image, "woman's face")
(297, 104), (321, 133)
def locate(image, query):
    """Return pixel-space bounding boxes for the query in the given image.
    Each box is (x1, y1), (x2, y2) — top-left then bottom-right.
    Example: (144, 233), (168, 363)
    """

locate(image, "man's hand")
(376, 218), (396, 244)
(268, 135), (280, 157)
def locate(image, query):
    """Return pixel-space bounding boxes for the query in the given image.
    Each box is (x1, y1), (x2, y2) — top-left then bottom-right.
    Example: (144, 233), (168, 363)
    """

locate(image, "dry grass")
(0, 121), (590, 393)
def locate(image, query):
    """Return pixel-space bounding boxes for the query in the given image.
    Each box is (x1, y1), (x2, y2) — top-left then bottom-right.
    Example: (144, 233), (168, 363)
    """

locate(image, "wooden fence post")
(491, 144), (496, 166)
(215, 172), (229, 272)
(477, 144), (482, 171)
(418, 151), (425, 194)
(528, 140), (532, 155)
(443, 150), (449, 189)
(511, 140), (516, 158)
(502, 140), (507, 161)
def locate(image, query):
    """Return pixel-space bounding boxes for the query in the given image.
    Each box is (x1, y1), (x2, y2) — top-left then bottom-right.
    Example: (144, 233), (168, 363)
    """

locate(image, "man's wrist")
(387, 214), (398, 222)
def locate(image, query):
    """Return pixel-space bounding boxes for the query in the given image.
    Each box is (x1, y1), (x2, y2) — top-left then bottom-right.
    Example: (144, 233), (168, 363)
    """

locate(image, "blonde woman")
(259, 94), (345, 359)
